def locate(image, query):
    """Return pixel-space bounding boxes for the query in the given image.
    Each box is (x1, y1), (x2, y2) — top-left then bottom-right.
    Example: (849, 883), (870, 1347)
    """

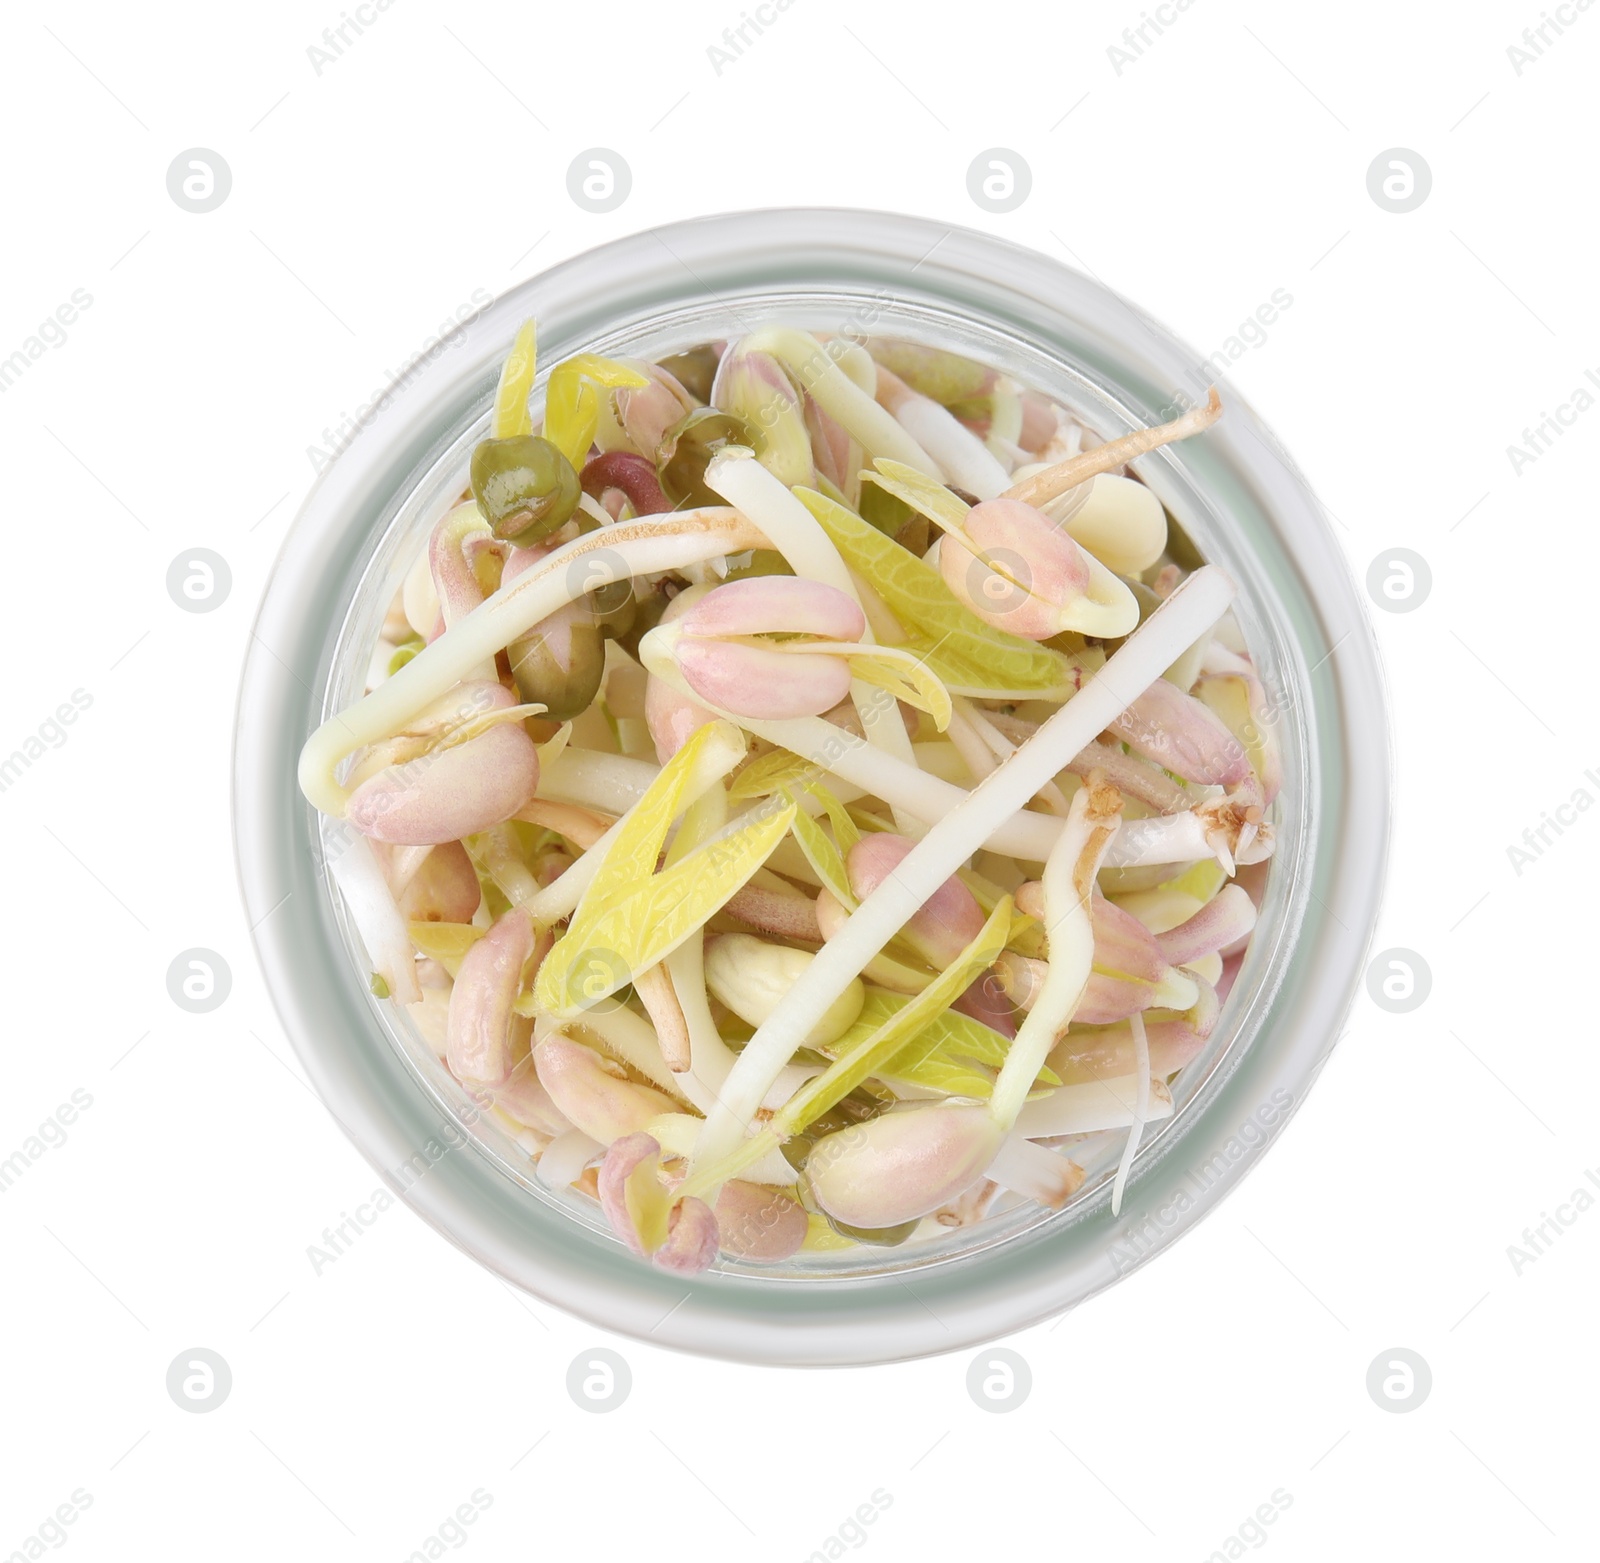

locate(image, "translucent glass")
(235, 210), (1388, 1364)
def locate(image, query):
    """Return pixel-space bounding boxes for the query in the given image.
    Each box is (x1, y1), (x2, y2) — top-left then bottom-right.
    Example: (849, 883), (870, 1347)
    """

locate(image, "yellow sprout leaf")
(435, 701), (547, 752)
(786, 793), (853, 909)
(545, 376), (597, 470)
(882, 1052), (995, 1100)
(623, 1149), (673, 1253)
(793, 487), (1080, 699)
(849, 991), (1008, 1069)
(1195, 675), (1275, 798)
(1005, 913), (1046, 961)
(730, 747), (822, 800)
(491, 319), (537, 439)
(537, 797), (797, 1017)
(545, 354), (651, 469)
(562, 353), (654, 390)
(580, 720), (724, 923)
(774, 895), (1013, 1137)
(407, 921), (484, 977)
(804, 780), (860, 859)
(845, 647), (953, 732)
(1162, 858), (1227, 904)
(833, 989), (1059, 1093)
(953, 871), (1046, 959)
(762, 637), (952, 730)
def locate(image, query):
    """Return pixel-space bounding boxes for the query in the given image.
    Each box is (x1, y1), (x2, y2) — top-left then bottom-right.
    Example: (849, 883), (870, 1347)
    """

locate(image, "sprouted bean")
(300, 320), (1282, 1270)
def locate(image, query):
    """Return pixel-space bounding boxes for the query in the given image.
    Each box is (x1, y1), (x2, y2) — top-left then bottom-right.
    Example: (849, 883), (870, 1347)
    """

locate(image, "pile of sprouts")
(298, 319), (1279, 1272)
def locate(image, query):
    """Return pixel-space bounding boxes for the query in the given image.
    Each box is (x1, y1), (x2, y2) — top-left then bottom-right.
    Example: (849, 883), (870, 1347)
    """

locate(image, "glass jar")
(234, 209), (1389, 1366)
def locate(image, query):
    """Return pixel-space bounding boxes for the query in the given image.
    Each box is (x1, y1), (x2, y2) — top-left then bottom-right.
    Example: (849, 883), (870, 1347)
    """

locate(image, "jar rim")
(234, 208), (1389, 1365)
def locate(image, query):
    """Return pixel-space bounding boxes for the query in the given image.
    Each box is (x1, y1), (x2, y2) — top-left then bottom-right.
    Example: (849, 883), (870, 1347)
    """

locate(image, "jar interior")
(317, 290), (1312, 1283)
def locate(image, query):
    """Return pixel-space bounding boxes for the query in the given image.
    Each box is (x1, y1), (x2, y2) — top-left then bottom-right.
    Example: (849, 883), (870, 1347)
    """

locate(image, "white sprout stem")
(760, 1061), (828, 1112)
(575, 491), (614, 528)
(989, 1135), (1084, 1206)
(663, 782), (741, 1092)
(475, 824), (540, 906)
(640, 635), (1054, 856)
(536, 1128), (604, 1189)
(1109, 1010), (1151, 1216)
(1057, 1129), (1119, 1172)
(849, 676), (924, 841)
(820, 334), (877, 394)
(986, 782), (1118, 1130)
(943, 700), (1000, 785)
(522, 813), (676, 923)
(705, 447), (859, 596)
(538, 748), (661, 816)
(564, 1007), (709, 1113)
(648, 1113), (797, 1186)
(851, 575), (910, 646)
(665, 940), (737, 1096)
(876, 368), (1011, 499)
(643, 640), (1019, 840)
(298, 508), (765, 815)
(1106, 812), (1214, 868)
(957, 697), (1071, 816)
(326, 831), (422, 1004)
(987, 383), (1024, 456)
(704, 448), (924, 834)
(640, 637), (1228, 868)
(895, 400), (1011, 499)
(742, 326), (943, 477)
(385, 844), (432, 897)
(688, 566), (1236, 1171)
(1015, 1074), (1174, 1137)
(912, 740), (977, 786)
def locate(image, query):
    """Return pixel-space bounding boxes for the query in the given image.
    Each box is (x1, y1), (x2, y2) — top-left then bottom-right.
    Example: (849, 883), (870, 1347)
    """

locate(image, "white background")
(1, 0), (1591, 1558)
